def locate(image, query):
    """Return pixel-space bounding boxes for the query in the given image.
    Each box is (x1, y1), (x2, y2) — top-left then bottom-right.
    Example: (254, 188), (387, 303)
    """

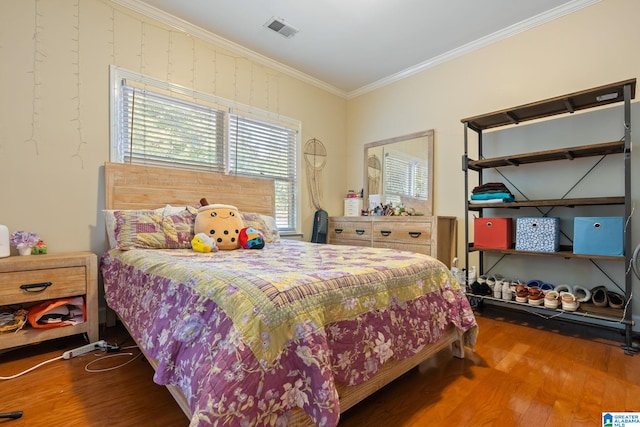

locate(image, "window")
(110, 66), (300, 232)
(383, 148), (429, 201)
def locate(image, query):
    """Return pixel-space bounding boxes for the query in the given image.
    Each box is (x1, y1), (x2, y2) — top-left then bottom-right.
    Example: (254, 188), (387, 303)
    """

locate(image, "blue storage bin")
(573, 216), (624, 256)
(515, 217), (560, 252)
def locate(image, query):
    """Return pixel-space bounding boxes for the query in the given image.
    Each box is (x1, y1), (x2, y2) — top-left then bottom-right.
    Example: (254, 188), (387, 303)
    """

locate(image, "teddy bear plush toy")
(194, 198), (244, 250)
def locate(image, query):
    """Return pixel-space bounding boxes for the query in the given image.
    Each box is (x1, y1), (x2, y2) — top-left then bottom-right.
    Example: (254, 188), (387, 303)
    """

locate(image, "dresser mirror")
(363, 129), (434, 216)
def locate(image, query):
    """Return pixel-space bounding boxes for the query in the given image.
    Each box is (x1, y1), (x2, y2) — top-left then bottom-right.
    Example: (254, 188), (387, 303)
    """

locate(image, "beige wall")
(347, 0), (639, 219)
(2, 0), (639, 324)
(0, 0), (347, 254)
(347, 0), (640, 326)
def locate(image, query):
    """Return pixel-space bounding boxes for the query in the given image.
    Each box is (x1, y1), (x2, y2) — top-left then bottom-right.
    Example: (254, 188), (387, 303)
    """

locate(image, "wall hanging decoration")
(304, 138), (328, 243)
(303, 138), (326, 210)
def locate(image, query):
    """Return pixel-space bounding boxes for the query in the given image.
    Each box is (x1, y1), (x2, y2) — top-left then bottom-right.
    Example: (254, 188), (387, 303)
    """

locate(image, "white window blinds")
(384, 150), (429, 200)
(119, 84), (227, 172)
(110, 66), (300, 231)
(229, 114), (298, 231)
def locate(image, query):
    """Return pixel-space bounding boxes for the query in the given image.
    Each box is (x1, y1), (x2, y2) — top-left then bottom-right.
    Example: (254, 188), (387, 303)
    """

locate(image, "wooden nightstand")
(0, 252), (98, 350)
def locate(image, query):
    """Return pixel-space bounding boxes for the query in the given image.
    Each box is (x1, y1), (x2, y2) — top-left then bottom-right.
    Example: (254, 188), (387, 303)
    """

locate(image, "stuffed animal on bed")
(195, 198), (244, 250)
(191, 232), (219, 253)
(239, 226), (265, 249)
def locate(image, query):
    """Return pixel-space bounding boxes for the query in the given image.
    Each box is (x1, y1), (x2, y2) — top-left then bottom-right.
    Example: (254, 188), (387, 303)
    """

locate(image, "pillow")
(104, 205), (195, 249)
(112, 207), (196, 250)
(259, 214), (280, 243)
(239, 212), (280, 243)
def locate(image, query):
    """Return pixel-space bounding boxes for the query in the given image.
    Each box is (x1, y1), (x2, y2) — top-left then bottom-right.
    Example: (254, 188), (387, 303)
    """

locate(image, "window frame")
(109, 65), (302, 233)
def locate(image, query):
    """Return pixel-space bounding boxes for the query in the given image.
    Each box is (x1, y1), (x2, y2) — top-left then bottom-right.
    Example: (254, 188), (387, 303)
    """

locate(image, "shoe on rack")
(501, 280), (512, 301)
(554, 284), (572, 294)
(573, 285), (592, 303)
(471, 281), (491, 296)
(540, 282), (555, 292)
(528, 289), (544, 306)
(544, 290), (560, 309)
(560, 292), (579, 311)
(607, 291), (625, 309)
(515, 285), (528, 303)
(591, 286), (608, 307)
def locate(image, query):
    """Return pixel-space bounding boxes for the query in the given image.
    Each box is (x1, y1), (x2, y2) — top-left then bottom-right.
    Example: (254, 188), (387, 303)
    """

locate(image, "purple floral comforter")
(101, 240), (477, 426)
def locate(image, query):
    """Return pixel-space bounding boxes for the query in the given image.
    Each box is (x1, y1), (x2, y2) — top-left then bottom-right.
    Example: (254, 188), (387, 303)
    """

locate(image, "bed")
(101, 162), (478, 426)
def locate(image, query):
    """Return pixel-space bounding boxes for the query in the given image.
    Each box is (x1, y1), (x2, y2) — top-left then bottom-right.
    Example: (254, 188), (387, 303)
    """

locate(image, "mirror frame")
(363, 129), (434, 216)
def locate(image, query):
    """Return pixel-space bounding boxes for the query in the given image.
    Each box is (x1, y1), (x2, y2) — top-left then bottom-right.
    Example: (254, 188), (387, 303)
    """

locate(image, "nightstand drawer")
(0, 266), (86, 305)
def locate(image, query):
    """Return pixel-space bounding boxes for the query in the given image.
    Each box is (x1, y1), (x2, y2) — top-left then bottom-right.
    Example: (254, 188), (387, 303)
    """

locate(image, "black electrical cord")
(0, 411), (23, 419)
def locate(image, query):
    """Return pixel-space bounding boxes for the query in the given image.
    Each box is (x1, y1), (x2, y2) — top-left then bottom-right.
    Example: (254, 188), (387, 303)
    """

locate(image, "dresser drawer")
(374, 241), (432, 255)
(372, 221), (432, 245)
(0, 266), (87, 305)
(328, 220), (372, 242)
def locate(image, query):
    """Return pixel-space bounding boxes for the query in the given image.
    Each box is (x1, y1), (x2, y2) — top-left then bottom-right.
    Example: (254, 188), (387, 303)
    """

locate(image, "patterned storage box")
(573, 216), (624, 256)
(515, 217), (560, 252)
(474, 217), (512, 249)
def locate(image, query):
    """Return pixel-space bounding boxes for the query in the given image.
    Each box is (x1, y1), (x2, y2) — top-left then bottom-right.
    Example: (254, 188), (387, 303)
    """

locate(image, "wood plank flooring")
(1, 306), (639, 426)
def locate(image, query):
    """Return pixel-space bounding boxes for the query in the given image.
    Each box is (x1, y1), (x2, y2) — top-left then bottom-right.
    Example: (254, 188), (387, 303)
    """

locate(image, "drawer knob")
(20, 282), (52, 292)
(334, 228), (343, 234)
(380, 230), (392, 237)
(408, 232), (422, 238)
(355, 229), (365, 235)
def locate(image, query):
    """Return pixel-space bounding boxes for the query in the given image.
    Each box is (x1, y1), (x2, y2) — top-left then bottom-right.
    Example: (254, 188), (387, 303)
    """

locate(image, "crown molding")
(112, 0), (599, 101)
(111, 0), (349, 98)
(347, 0), (601, 99)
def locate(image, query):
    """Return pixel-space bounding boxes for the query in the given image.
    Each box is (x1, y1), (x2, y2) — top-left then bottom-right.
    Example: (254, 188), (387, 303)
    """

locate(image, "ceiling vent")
(264, 16), (299, 38)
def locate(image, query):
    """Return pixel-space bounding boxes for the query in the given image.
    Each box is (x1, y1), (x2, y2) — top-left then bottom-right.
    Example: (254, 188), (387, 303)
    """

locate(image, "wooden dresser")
(0, 251), (98, 351)
(328, 216), (457, 267)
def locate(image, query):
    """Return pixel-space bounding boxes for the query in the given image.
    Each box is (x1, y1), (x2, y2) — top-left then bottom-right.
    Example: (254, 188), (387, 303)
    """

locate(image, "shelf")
(466, 295), (630, 330)
(468, 244), (624, 261)
(461, 79), (636, 131)
(0, 322), (91, 350)
(462, 78), (634, 354)
(467, 140), (624, 170)
(468, 196), (625, 210)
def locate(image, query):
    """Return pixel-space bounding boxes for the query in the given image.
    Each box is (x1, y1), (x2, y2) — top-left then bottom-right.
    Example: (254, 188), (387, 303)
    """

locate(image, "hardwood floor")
(1, 306), (639, 426)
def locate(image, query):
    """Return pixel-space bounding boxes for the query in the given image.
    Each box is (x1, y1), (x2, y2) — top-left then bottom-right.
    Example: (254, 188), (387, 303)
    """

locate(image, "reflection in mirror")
(363, 130), (434, 216)
(367, 153), (382, 195)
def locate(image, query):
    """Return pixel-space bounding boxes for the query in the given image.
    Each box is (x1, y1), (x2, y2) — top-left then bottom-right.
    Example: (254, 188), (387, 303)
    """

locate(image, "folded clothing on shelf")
(470, 182), (515, 203)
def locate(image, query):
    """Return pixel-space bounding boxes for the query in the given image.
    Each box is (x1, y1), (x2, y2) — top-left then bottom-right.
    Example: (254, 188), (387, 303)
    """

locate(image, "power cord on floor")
(84, 344), (141, 373)
(0, 355), (64, 380)
(0, 341), (139, 380)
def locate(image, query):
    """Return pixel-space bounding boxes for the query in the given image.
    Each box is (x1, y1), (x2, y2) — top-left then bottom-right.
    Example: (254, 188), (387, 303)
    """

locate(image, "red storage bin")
(474, 217), (512, 249)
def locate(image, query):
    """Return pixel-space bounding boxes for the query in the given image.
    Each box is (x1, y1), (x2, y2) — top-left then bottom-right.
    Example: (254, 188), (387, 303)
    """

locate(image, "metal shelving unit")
(461, 79), (636, 354)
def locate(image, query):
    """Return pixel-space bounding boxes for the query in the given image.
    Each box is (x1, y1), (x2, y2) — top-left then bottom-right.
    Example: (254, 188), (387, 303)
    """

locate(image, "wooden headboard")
(104, 162), (275, 216)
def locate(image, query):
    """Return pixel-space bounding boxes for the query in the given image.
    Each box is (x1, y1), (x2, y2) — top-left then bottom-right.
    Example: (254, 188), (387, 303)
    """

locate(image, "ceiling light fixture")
(264, 16), (299, 38)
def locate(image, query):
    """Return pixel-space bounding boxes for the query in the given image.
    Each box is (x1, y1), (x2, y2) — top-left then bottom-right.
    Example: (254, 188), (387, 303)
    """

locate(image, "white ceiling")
(116, 0), (598, 97)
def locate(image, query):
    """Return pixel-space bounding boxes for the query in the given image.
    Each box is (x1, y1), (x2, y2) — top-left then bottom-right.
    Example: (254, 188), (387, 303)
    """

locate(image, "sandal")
(607, 291), (625, 309)
(560, 292), (579, 312)
(573, 285), (592, 303)
(591, 286), (608, 307)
